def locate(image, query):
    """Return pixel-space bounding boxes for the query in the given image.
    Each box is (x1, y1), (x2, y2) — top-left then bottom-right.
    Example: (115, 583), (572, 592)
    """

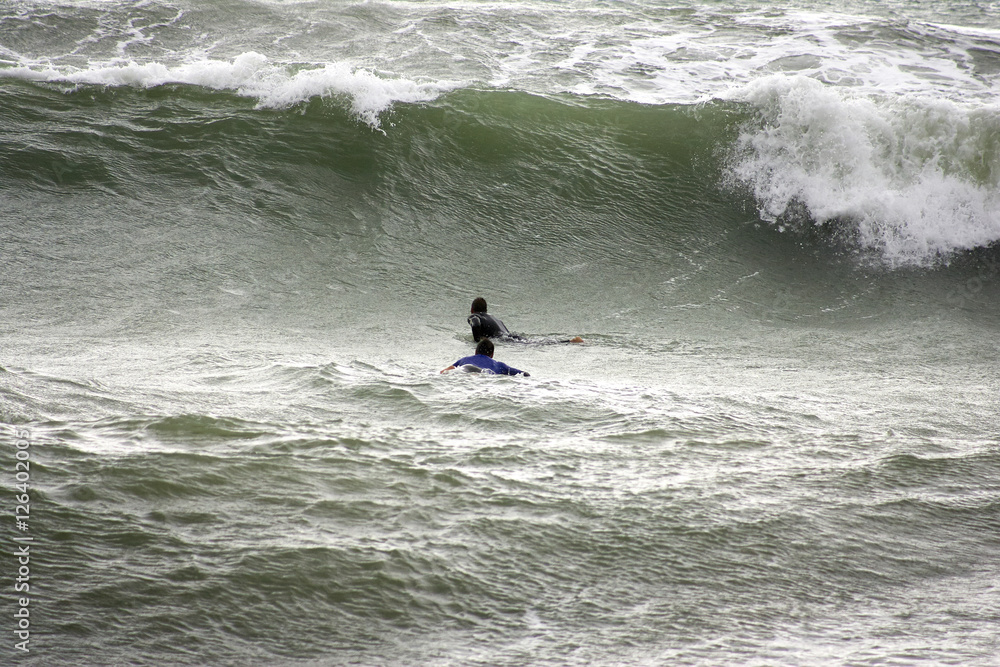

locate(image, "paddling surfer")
(467, 297), (583, 344)
(441, 338), (530, 376)
(468, 297), (522, 342)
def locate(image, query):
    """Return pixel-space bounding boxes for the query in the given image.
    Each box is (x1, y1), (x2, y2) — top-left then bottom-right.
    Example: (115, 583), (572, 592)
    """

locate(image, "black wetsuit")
(468, 312), (518, 342)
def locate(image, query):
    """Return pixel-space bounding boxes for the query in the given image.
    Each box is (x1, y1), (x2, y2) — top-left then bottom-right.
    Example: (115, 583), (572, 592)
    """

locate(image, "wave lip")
(0, 51), (459, 128)
(725, 75), (1000, 266)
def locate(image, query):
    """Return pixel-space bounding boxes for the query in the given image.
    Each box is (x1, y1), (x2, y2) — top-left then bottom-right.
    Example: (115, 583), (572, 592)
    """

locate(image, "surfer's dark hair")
(475, 338), (494, 357)
(471, 297), (488, 313)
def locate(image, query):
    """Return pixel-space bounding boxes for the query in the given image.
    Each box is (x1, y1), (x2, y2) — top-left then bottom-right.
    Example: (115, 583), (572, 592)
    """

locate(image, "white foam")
(4, 4), (999, 109)
(725, 75), (1000, 266)
(0, 52), (458, 128)
(480, 6), (1000, 105)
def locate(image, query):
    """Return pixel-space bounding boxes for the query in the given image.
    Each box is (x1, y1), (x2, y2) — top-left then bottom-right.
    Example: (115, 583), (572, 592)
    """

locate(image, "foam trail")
(0, 52), (457, 128)
(725, 75), (1000, 266)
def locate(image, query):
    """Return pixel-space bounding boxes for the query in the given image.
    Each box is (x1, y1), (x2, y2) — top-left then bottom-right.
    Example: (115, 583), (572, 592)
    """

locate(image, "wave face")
(4, 2), (1000, 667)
(2, 1), (999, 267)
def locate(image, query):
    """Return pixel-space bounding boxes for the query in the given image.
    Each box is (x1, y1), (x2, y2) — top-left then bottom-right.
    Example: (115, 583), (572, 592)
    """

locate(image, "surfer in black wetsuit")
(467, 297), (583, 344)
(468, 297), (523, 342)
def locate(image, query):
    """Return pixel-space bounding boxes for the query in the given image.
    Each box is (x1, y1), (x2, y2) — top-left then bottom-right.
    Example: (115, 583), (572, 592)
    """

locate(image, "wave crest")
(0, 52), (457, 128)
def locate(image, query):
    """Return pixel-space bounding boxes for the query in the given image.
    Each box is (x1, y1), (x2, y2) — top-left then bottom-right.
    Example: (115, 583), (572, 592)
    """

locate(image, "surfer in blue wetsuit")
(440, 338), (530, 376)
(467, 297), (584, 344)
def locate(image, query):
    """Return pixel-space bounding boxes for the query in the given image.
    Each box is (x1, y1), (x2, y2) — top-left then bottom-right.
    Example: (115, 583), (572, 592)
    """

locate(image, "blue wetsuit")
(452, 354), (528, 376)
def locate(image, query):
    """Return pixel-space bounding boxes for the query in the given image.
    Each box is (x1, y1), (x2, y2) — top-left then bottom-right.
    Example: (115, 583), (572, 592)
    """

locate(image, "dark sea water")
(2, 1), (1000, 665)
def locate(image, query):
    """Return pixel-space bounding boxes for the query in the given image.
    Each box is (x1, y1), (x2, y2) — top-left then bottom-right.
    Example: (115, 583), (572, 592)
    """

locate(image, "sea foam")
(725, 75), (1000, 266)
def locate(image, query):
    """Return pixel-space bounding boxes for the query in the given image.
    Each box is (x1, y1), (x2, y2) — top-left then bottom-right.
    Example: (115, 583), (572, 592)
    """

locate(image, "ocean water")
(2, 0), (1000, 665)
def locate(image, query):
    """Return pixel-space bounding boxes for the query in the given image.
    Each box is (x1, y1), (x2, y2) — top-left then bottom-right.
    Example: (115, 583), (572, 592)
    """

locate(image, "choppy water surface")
(2, 0), (1000, 664)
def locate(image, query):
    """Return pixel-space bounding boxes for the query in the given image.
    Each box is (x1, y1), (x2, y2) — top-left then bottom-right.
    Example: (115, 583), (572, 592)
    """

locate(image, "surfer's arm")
(499, 362), (529, 377)
(440, 365), (457, 374)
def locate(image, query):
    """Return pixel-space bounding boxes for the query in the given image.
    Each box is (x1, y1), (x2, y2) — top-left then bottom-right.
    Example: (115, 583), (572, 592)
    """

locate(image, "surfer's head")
(471, 297), (488, 314)
(475, 338), (494, 357)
